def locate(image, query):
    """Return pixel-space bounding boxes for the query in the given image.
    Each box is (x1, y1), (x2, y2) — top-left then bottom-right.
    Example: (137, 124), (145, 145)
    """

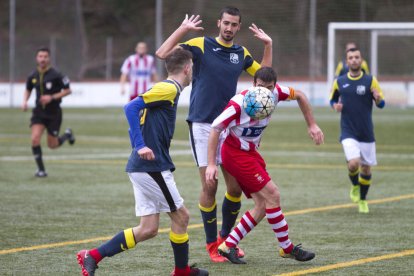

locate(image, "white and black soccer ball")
(243, 86), (277, 120)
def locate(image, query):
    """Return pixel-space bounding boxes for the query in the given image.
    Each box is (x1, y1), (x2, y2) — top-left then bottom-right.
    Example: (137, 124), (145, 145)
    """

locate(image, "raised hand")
(249, 23), (272, 46)
(181, 14), (204, 32)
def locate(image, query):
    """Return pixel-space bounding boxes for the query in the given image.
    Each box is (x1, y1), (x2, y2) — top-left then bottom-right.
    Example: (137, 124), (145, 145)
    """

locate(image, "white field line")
(1, 150), (414, 162)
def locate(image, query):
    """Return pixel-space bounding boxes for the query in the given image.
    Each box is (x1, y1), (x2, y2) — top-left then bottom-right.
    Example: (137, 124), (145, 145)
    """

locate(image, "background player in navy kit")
(330, 47), (385, 213)
(22, 47), (75, 177)
(156, 6), (273, 262)
(77, 49), (208, 276)
(335, 42), (370, 78)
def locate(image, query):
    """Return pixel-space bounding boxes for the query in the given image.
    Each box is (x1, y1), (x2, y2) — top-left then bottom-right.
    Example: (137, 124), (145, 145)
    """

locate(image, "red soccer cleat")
(206, 241), (228, 262)
(77, 250), (98, 276)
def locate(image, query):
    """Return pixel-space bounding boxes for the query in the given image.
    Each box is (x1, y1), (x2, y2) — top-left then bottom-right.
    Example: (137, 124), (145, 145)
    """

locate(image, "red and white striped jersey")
(212, 84), (295, 151)
(121, 54), (156, 97)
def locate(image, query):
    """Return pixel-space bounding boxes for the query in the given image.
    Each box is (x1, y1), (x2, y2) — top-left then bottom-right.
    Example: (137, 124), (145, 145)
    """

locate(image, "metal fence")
(1, 0), (414, 83)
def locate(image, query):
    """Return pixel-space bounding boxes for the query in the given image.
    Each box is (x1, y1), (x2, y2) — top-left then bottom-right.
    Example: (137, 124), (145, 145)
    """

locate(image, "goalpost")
(327, 22), (414, 89)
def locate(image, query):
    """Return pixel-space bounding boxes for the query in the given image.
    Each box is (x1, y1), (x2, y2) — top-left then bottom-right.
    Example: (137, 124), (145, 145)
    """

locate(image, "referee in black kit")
(22, 47), (75, 177)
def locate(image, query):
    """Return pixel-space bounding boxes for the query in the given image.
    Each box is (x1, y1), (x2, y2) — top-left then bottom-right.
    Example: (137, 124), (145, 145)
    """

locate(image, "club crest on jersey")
(46, 82), (52, 90)
(254, 173), (264, 183)
(230, 53), (239, 64)
(356, 85), (366, 95)
(32, 78), (37, 84)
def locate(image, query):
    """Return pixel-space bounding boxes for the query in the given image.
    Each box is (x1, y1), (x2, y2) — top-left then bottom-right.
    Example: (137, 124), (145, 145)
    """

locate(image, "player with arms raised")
(156, 6), (272, 262)
(206, 67), (324, 264)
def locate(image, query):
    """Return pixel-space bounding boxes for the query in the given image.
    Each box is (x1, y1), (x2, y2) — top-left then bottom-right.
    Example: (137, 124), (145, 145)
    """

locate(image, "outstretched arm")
(294, 90), (324, 145)
(249, 23), (273, 67)
(156, 14), (204, 59)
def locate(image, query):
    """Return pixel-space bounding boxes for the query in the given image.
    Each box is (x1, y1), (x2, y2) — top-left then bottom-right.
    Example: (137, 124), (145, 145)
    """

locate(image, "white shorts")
(128, 171), (184, 217)
(188, 122), (225, 167)
(341, 138), (377, 166)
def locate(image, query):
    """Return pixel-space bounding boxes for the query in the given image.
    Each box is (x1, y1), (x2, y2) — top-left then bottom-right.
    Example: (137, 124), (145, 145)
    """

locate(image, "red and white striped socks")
(225, 211), (257, 248)
(266, 207), (293, 254)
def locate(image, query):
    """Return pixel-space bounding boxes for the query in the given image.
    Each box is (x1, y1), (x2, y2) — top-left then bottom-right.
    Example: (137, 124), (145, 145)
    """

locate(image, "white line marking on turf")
(2, 150), (414, 161)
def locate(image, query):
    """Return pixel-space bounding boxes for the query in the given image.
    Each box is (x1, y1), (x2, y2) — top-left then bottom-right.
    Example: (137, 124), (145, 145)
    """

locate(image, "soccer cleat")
(358, 200), (369, 213)
(279, 244), (315, 262)
(34, 170), (48, 177)
(206, 241), (228, 263)
(77, 250), (98, 276)
(170, 264), (209, 276)
(189, 265), (209, 276)
(65, 128), (76, 145)
(217, 242), (246, 264)
(350, 185), (360, 203)
(218, 234), (245, 258)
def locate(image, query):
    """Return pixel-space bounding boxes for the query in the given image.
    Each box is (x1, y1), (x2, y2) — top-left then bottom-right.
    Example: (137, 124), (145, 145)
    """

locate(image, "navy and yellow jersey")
(335, 59), (370, 77)
(26, 67), (70, 112)
(179, 36), (261, 123)
(329, 72), (385, 142)
(124, 79), (182, 173)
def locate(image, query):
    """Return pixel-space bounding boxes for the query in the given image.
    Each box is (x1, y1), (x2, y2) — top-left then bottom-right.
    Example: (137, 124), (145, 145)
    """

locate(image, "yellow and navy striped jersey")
(180, 36), (260, 123)
(335, 59), (370, 77)
(329, 72), (384, 142)
(125, 79), (182, 172)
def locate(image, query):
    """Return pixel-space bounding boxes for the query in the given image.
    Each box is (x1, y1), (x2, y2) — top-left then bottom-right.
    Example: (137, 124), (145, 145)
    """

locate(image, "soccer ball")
(243, 86), (277, 120)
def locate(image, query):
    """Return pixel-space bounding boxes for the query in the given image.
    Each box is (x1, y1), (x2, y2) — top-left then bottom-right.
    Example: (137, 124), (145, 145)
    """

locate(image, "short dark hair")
(165, 49), (193, 74)
(254, 67), (277, 85)
(346, 47), (359, 54)
(36, 47), (50, 55)
(219, 6), (241, 22)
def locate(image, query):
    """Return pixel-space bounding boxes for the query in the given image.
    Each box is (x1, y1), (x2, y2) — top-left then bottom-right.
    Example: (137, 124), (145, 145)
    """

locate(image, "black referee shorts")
(30, 108), (62, 137)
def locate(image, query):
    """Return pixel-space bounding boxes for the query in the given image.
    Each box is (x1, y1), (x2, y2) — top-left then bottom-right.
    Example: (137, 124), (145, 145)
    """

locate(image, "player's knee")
(348, 160), (359, 172)
(360, 165), (371, 175)
(142, 226), (158, 239)
(31, 136), (41, 145)
(226, 184), (242, 197)
(264, 183), (280, 204)
(202, 183), (218, 197)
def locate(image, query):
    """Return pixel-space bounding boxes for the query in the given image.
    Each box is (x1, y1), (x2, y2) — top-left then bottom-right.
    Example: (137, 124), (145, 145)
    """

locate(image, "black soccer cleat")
(218, 243), (246, 264)
(65, 128), (76, 145)
(279, 244), (315, 262)
(189, 264), (209, 276)
(34, 170), (48, 177)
